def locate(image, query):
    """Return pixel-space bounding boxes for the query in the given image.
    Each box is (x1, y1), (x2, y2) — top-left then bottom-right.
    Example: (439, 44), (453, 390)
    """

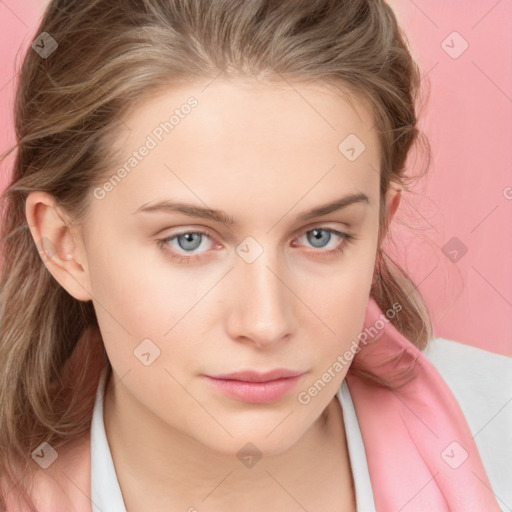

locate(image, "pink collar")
(346, 297), (501, 511)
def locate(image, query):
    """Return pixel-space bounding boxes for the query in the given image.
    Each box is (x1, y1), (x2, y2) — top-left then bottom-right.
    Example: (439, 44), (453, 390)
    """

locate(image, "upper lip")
(207, 368), (306, 383)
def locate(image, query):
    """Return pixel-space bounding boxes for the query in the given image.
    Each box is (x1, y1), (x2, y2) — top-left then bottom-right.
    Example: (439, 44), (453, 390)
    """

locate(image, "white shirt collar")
(90, 367), (127, 512)
(90, 366), (375, 512)
(338, 379), (376, 511)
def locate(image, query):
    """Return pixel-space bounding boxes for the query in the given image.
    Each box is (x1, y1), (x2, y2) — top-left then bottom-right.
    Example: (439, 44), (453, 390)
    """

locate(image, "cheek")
(85, 234), (205, 374)
(300, 250), (375, 359)
(304, 251), (374, 321)
(86, 229), (173, 320)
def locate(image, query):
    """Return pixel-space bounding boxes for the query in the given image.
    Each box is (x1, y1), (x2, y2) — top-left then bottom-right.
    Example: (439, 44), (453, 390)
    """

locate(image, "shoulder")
(2, 432), (92, 512)
(422, 337), (512, 506)
(422, 336), (512, 377)
(422, 337), (512, 410)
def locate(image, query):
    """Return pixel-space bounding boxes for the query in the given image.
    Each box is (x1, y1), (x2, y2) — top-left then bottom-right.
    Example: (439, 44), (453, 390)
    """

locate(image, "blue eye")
(172, 232), (204, 252)
(302, 228), (340, 249)
(157, 227), (354, 263)
(292, 228), (354, 259)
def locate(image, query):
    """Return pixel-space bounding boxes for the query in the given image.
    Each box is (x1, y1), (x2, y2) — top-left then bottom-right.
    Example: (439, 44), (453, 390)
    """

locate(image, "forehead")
(118, 77), (377, 152)
(97, 78), (381, 219)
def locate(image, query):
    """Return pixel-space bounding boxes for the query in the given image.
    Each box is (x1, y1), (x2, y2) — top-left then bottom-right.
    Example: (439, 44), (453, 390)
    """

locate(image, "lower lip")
(203, 374), (305, 404)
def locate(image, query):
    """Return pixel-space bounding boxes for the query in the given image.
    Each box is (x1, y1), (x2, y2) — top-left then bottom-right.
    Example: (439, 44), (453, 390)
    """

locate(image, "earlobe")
(25, 191), (93, 302)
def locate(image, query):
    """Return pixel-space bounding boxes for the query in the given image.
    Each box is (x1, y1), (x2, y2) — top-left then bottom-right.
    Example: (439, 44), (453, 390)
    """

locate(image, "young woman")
(0, 1), (510, 511)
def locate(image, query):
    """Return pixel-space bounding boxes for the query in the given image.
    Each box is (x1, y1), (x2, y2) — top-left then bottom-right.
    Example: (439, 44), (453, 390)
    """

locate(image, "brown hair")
(0, 0), (433, 509)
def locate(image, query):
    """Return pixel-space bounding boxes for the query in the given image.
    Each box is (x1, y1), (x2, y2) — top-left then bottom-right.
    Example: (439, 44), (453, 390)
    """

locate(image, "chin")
(203, 428), (303, 461)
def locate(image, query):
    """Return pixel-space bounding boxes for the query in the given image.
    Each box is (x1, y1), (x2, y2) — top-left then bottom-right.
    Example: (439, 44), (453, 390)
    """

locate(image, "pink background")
(1, 1), (511, 356)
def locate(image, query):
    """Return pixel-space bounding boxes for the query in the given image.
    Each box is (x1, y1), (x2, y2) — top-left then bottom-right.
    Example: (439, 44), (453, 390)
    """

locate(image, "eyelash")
(156, 226), (355, 264)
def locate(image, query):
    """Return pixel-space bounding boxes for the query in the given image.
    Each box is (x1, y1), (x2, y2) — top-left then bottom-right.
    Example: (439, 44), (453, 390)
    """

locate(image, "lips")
(207, 368), (306, 383)
(203, 368), (307, 404)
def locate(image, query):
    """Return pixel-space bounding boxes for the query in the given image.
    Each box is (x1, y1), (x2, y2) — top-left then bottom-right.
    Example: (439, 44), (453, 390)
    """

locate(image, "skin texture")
(26, 78), (401, 511)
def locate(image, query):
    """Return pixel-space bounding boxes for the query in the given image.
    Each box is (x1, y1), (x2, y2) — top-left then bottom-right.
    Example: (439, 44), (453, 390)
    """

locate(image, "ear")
(384, 181), (402, 232)
(25, 191), (93, 301)
(387, 181), (402, 218)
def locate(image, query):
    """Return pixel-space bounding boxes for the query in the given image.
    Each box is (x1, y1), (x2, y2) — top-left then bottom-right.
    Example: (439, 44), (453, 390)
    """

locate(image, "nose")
(224, 251), (296, 349)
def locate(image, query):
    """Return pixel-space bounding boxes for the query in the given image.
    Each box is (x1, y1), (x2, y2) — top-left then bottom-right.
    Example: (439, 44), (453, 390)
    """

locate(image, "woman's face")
(59, 78), (398, 456)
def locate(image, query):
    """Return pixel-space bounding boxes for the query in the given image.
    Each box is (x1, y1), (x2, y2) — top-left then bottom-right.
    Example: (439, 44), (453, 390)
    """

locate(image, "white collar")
(90, 367), (375, 512)
(90, 367), (126, 512)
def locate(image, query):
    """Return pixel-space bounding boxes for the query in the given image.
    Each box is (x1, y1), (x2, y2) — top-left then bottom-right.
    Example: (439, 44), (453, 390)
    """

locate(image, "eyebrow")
(133, 192), (369, 225)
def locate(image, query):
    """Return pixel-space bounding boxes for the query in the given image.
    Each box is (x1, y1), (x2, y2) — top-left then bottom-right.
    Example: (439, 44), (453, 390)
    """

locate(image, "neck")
(103, 371), (355, 511)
